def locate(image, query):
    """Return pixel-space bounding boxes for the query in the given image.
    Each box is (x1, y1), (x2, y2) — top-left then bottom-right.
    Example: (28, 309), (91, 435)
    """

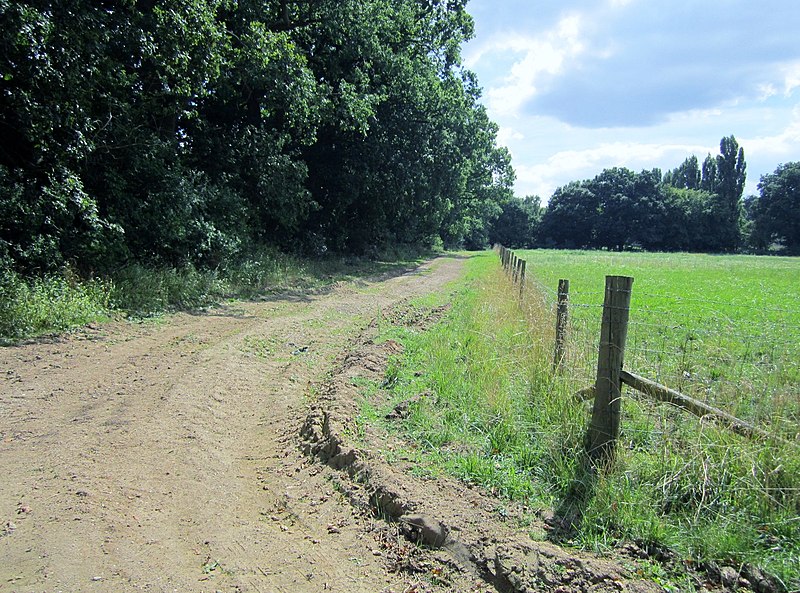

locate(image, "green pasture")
(517, 249), (800, 439)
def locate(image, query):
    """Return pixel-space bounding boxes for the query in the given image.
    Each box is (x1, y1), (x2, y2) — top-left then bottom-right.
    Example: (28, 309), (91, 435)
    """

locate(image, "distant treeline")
(1, 0), (514, 275)
(491, 136), (800, 255)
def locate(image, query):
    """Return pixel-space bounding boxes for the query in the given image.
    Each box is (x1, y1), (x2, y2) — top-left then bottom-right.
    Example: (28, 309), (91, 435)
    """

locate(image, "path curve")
(0, 256), (466, 592)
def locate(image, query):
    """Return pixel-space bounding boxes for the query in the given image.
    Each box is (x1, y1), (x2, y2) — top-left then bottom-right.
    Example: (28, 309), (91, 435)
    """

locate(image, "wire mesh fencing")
(493, 246), (799, 583)
(494, 245), (800, 445)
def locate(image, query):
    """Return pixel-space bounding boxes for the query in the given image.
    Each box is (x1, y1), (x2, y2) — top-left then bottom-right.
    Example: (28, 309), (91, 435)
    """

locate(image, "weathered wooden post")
(553, 279), (570, 372)
(586, 275), (634, 464)
(518, 260), (527, 299)
(512, 256), (520, 283)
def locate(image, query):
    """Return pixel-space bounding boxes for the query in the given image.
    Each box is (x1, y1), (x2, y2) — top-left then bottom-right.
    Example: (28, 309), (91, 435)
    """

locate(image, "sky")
(462, 0), (800, 202)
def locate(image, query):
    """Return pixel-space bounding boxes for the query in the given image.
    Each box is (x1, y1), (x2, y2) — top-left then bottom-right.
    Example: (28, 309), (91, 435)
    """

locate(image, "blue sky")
(462, 0), (800, 201)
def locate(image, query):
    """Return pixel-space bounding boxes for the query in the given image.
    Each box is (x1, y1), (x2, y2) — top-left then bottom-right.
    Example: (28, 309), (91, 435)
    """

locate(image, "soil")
(0, 255), (764, 593)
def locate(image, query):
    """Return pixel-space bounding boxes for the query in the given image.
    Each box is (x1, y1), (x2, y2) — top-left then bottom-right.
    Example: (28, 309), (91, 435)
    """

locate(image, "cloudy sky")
(462, 0), (800, 201)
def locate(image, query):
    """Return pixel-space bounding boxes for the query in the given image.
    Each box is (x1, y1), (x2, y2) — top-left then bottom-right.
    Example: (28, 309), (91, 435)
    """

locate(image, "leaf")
(201, 559), (220, 574)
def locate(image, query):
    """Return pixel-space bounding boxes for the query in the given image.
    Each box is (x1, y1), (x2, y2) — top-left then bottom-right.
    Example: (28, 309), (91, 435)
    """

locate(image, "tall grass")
(1, 246), (430, 342)
(0, 268), (113, 343)
(368, 251), (799, 589)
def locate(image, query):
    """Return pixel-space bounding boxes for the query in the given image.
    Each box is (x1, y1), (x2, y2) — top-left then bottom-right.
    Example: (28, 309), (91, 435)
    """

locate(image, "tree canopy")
(747, 162), (800, 254)
(520, 135), (758, 254)
(1, 0), (514, 273)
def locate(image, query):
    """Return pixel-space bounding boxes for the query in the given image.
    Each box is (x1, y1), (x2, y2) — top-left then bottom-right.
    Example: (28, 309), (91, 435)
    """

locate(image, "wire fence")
(494, 247), (799, 585)
(495, 245), (800, 446)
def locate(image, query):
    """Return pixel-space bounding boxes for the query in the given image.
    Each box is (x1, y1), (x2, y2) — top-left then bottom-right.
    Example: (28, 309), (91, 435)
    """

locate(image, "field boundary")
(495, 244), (796, 464)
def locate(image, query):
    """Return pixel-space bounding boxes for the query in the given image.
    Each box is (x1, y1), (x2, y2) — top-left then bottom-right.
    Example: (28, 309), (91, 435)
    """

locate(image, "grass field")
(518, 249), (800, 439)
(366, 250), (800, 589)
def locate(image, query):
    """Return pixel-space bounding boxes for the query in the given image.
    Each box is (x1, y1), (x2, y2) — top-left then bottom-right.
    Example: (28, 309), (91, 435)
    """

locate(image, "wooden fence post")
(553, 279), (570, 372)
(518, 260), (526, 299)
(586, 275), (634, 464)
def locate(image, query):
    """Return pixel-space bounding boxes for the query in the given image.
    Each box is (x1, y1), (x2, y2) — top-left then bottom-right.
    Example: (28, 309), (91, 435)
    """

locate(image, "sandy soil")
(0, 255), (748, 593)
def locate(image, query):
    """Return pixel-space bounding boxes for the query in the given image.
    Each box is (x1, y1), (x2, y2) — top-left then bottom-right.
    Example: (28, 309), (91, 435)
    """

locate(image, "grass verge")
(0, 245), (431, 343)
(363, 251), (799, 590)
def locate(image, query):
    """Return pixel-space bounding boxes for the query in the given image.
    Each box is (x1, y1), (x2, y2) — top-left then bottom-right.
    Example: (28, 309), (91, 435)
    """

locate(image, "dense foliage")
(492, 135), (797, 255)
(747, 161), (800, 254)
(535, 135), (749, 252)
(0, 0), (514, 274)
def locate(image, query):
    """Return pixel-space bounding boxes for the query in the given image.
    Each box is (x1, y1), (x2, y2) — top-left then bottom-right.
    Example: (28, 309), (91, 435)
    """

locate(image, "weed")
(241, 335), (276, 358)
(0, 267), (113, 342)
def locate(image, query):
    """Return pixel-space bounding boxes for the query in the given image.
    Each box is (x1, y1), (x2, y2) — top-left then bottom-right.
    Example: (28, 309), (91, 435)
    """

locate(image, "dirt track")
(0, 257), (472, 592)
(0, 256), (729, 593)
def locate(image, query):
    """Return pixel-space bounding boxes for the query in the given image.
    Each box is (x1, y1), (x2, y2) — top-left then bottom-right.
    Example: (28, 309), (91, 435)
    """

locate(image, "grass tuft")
(0, 268), (113, 343)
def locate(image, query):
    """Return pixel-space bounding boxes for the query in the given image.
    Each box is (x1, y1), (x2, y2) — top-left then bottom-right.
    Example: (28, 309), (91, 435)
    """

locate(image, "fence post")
(519, 260), (526, 300)
(553, 279), (570, 372)
(586, 275), (634, 464)
(512, 256), (520, 283)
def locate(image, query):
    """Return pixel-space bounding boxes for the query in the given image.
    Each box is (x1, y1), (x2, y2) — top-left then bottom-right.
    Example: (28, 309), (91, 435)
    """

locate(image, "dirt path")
(0, 255), (726, 593)
(1, 257), (469, 592)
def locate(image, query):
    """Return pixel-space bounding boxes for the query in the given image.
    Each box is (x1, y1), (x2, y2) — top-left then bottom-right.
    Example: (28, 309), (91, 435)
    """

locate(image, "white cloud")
(496, 126), (524, 148)
(468, 14), (586, 118)
(783, 61), (800, 97)
(757, 83), (778, 101)
(741, 104), (800, 156)
(514, 140), (715, 200)
(464, 0), (800, 201)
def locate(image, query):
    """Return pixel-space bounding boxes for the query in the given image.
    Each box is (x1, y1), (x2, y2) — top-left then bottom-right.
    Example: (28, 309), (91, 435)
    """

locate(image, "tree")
(659, 187), (724, 252)
(748, 162), (800, 253)
(701, 154), (717, 193)
(591, 167), (640, 250)
(489, 195), (543, 248)
(664, 156), (701, 190)
(539, 168), (667, 251)
(1, 0), (512, 272)
(713, 135), (746, 250)
(538, 181), (598, 248)
(0, 2), (117, 270)
(689, 137), (747, 252)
